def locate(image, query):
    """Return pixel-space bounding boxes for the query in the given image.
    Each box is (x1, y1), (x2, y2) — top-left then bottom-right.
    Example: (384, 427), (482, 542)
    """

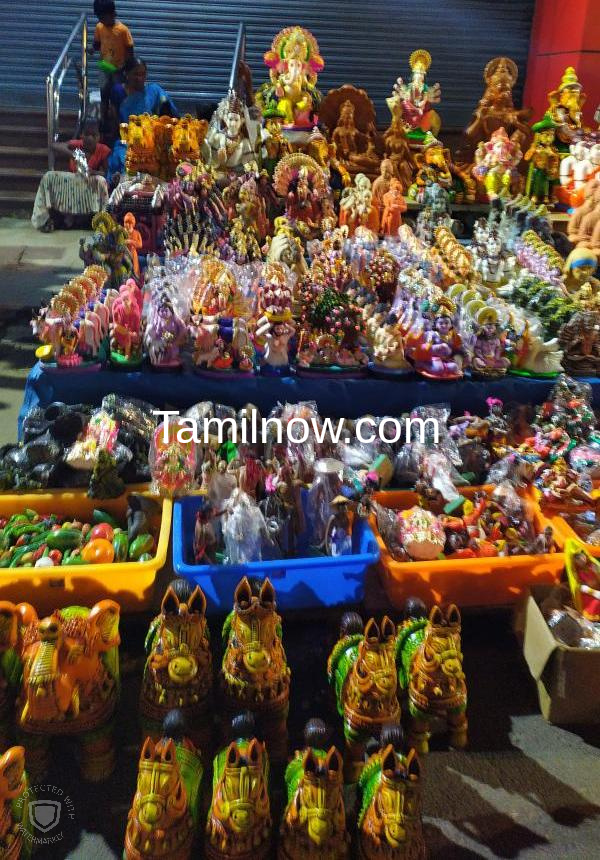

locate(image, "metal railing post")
(80, 18), (88, 134)
(229, 22), (246, 93)
(46, 74), (55, 170)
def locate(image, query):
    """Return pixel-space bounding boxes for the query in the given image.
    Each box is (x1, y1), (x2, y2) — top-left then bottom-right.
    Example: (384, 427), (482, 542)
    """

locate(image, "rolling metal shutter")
(0, 0), (534, 127)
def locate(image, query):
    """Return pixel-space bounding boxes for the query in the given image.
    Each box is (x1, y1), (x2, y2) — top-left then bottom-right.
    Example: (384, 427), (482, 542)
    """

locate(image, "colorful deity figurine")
(327, 613), (400, 780)
(202, 90), (261, 180)
(396, 601), (467, 754)
(124, 710), (203, 860)
(206, 712), (272, 860)
(219, 578), (290, 760)
(408, 297), (464, 380)
(546, 66), (588, 151)
(381, 179), (407, 236)
(110, 280), (143, 367)
(339, 174), (380, 237)
(0, 745), (34, 858)
(472, 126), (523, 201)
(279, 718), (349, 860)
(565, 539), (600, 621)
(144, 293), (188, 370)
(273, 153), (329, 240)
(409, 133), (476, 204)
(387, 49), (442, 144)
(470, 307), (511, 378)
(16, 599), (121, 781)
(257, 27), (324, 129)
(524, 116), (561, 204)
(140, 581), (212, 750)
(357, 724), (425, 860)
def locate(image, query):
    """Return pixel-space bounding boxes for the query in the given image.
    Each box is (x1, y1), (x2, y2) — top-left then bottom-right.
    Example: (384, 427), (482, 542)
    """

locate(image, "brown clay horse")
(397, 603), (467, 754)
(220, 578), (290, 759)
(140, 580), (212, 749)
(328, 613), (400, 779)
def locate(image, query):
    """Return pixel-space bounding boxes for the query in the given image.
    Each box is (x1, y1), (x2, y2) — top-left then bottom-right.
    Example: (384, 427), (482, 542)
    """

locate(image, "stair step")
(0, 145), (50, 170)
(0, 124), (49, 146)
(0, 167), (45, 192)
(0, 189), (36, 216)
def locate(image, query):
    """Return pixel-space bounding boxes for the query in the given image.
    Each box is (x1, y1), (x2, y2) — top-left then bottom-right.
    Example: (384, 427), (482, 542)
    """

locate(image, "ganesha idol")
(472, 127), (522, 201)
(546, 66), (588, 152)
(257, 27), (324, 131)
(407, 298), (464, 380)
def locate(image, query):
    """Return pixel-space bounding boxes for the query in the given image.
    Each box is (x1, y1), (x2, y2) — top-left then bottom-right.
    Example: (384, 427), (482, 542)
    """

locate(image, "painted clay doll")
(380, 178), (407, 236)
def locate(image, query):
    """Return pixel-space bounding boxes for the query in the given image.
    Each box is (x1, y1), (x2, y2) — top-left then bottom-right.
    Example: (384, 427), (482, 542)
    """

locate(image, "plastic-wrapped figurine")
(144, 294), (187, 370)
(327, 613), (400, 780)
(357, 728), (425, 860)
(409, 297), (464, 380)
(307, 459), (344, 546)
(565, 540), (600, 621)
(279, 719), (349, 860)
(193, 501), (220, 564)
(397, 601), (467, 753)
(150, 420), (197, 497)
(524, 116), (560, 204)
(110, 281), (143, 367)
(472, 126), (522, 201)
(387, 49), (442, 144)
(140, 582), (212, 750)
(0, 746), (34, 854)
(125, 711), (203, 860)
(206, 712), (272, 860)
(202, 90), (261, 180)
(257, 26), (324, 128)
(220, 578), (290, 759)
(259, 478), (296, 556)
(17, 599), (120, 780)
(414, 182), (452, 243)
(222, 489), (273, 564)
(324, 495), (353, 556)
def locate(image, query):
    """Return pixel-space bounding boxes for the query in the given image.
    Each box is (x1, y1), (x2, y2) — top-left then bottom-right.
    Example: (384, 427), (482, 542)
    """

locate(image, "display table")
(19, 362), (600, 436)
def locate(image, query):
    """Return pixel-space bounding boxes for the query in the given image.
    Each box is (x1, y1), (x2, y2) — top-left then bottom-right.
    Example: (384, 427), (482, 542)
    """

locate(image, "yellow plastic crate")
(0, 488), (171, 613)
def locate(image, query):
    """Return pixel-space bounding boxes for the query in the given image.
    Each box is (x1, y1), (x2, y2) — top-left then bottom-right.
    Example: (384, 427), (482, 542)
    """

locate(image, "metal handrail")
(46, 12), (88, 169)
(229, 21), (246, 95)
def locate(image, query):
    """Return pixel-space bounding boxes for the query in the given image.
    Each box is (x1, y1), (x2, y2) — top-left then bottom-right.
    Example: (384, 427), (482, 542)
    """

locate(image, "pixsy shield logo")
(29, 799), (61, 833)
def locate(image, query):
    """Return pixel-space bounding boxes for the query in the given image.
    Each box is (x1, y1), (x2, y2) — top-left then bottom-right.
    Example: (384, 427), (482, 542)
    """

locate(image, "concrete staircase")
(0, 107), (74, 216)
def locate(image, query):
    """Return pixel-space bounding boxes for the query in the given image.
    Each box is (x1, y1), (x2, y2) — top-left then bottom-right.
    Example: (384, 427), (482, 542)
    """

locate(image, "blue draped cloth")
(18, 362), (600, 438)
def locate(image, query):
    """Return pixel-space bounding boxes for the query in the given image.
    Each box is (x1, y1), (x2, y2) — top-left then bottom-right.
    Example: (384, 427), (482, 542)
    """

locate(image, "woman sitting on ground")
(31, 120), (111, 232)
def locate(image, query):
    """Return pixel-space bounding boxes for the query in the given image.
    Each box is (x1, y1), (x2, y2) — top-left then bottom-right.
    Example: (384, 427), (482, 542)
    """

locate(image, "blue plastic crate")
(172, 493), (380, 613)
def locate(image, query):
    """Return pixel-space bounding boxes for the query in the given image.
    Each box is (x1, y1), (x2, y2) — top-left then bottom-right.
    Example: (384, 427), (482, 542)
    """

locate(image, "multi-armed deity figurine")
(140, 580), (212, 750)
(386, 50), (442, 145)
(257, 27), (325, 130)
(202, 90), (261, 180)
(219, 578), (290, 760)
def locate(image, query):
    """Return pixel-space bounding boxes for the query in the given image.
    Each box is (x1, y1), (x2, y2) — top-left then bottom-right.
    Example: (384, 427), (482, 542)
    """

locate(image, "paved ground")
(0, 216), (599, 859)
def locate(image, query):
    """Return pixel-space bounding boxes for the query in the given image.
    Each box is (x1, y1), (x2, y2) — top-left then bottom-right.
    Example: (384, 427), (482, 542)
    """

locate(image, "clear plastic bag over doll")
(222, 488), (274, 563)
(150, 419), (197, 496)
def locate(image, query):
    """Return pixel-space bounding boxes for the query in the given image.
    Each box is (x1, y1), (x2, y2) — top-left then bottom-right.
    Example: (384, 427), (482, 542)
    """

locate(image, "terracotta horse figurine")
(396, 601), (467, 754)
(206, 712), (272, 860)
(220, 578), (290, 760)
(124, 710), (203, 860)
(357, 724), (425, 860)
(279, 718), (349, 860)
(0, 745), (34, 859)
(17, 599), (120, 781)
(327, 613), (400, 780)
(140, 580), (212, 750)
(0, 602), (33, 750)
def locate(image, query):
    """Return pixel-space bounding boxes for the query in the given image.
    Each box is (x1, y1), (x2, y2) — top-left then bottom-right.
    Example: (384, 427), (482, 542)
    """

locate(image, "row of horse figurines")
(0, 576), (467, 859)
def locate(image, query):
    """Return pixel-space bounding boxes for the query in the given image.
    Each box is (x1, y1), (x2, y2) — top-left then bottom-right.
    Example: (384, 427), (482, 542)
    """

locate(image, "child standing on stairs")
(92, 0), (134, 134)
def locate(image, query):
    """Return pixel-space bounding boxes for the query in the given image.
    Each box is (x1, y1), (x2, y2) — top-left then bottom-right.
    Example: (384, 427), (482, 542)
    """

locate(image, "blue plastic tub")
(172, 493), (380, 613)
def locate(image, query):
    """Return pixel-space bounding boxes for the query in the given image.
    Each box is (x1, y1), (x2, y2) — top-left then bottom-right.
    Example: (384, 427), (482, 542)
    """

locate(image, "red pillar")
(523, 0), (600, 125)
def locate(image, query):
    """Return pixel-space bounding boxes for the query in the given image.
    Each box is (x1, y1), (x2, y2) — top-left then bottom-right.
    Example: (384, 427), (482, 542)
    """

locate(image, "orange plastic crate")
(0, 488), (171, 614)
(371, 487), (565, 608)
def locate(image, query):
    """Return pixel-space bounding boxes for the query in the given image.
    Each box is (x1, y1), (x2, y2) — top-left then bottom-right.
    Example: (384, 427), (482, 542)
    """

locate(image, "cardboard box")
(515, 585), (600, 724)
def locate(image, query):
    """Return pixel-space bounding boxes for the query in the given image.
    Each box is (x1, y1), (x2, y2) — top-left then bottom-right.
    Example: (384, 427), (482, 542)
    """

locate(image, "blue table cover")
(18, 362), (600, 438)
